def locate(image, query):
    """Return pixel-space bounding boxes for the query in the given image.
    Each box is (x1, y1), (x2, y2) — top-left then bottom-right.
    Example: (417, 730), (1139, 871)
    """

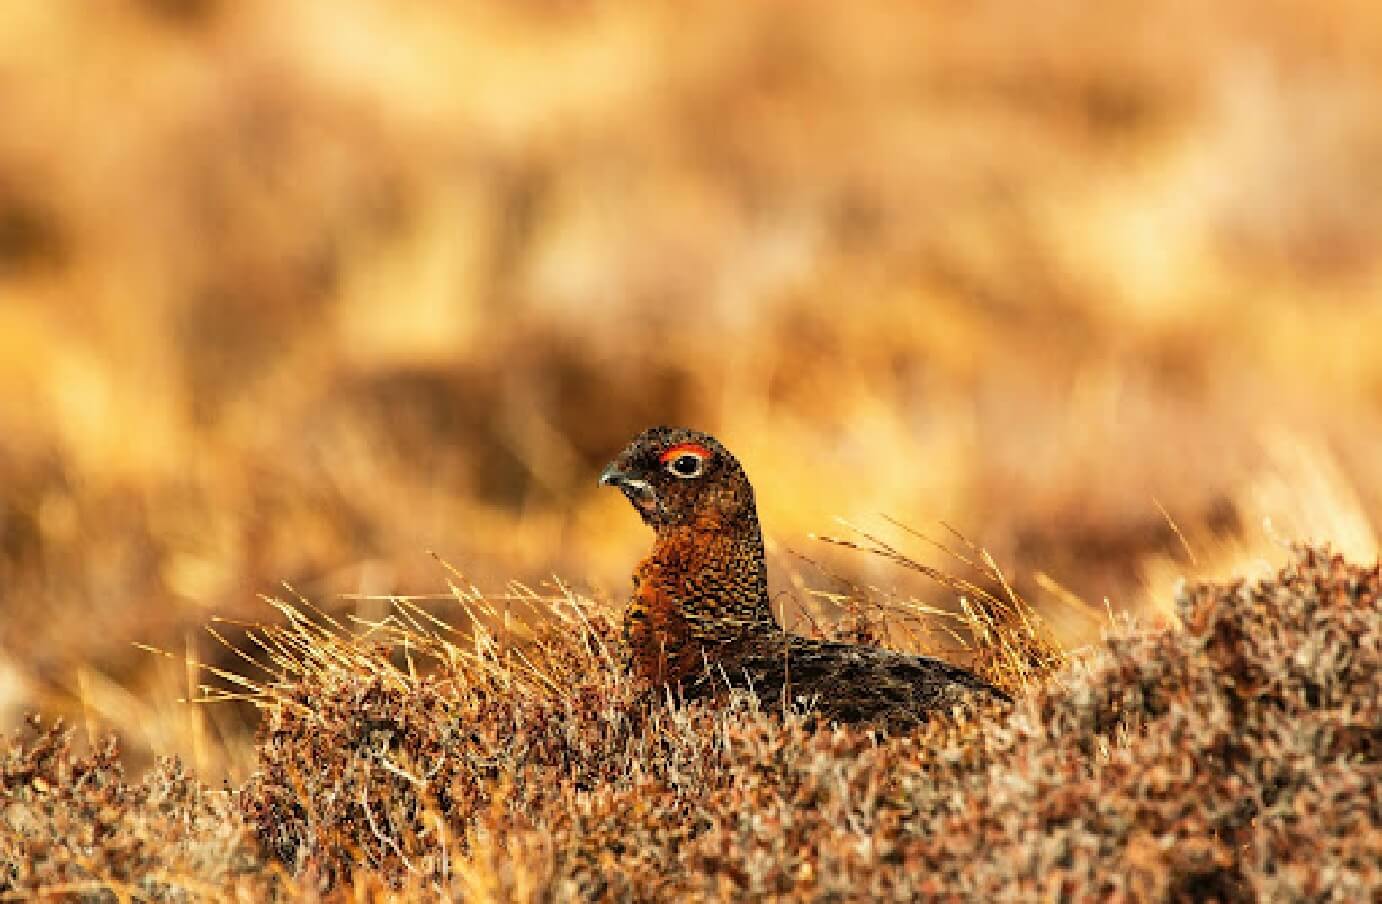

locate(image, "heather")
(4, 547), (1375, 901)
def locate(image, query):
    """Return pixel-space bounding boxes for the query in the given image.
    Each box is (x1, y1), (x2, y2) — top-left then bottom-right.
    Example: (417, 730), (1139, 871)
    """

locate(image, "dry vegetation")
(1, 0), (1381, 900)
(4, 547), (1378, 900)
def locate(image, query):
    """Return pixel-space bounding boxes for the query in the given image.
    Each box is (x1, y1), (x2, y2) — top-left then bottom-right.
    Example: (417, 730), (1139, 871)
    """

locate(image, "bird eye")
(666, 453), (704, 479)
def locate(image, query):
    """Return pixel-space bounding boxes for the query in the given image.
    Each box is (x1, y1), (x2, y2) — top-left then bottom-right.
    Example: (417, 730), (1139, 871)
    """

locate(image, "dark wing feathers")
(688, 634), (1010, 730)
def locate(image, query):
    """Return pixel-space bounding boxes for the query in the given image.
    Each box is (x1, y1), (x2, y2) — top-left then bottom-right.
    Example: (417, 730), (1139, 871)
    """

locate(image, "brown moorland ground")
(3, 546), (1379, 900)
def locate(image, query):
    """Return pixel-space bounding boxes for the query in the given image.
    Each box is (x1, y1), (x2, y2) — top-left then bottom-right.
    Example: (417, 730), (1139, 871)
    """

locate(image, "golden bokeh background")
(2, 0), (1380, 776)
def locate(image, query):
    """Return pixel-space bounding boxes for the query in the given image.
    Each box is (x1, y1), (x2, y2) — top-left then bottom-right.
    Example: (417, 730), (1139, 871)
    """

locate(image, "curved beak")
(598, 461), (630, 488)
(599, 459), (659, 519)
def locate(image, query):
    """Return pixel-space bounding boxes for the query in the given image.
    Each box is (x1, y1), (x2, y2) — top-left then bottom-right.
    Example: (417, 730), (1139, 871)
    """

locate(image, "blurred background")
(1, 0), (1380, 777)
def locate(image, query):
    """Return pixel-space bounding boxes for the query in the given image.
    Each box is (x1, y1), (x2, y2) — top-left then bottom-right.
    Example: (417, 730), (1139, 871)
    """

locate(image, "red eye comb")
(658, 443), (711, 463)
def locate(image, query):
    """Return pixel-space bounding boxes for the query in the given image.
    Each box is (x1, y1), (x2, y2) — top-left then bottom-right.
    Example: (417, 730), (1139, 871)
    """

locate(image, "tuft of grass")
(229, 580), (642, 894)
(813, 518), (1069, 695)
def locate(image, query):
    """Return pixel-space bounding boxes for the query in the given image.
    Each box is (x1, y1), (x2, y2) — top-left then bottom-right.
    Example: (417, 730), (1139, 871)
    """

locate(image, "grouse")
(600, 426), (1009, 729)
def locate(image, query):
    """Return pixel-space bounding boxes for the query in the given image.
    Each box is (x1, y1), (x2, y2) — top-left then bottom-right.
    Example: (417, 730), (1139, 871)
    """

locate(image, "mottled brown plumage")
(601, 426), (1009, 729)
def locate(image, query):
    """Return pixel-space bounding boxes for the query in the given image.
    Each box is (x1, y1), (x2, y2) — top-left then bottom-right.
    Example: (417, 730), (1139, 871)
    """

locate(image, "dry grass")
(4, 546), (1376, 900)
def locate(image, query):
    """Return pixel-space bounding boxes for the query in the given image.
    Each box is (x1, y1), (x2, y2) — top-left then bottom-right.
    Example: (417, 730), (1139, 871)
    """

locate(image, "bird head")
(599, 426), (756, 531)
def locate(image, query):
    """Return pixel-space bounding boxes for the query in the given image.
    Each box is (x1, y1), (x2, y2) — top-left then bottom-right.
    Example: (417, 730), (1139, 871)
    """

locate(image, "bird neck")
(651, 513), (778, 642)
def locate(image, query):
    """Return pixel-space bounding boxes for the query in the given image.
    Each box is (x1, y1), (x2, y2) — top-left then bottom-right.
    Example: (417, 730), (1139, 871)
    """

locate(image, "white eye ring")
(665, 453), (705, 479)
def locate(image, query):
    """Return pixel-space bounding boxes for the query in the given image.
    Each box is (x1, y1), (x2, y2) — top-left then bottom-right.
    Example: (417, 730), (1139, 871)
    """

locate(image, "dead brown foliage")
(0, 716), (264, 901)
(0, 545), (1348, 901)
(294, 549), (1382, 900)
